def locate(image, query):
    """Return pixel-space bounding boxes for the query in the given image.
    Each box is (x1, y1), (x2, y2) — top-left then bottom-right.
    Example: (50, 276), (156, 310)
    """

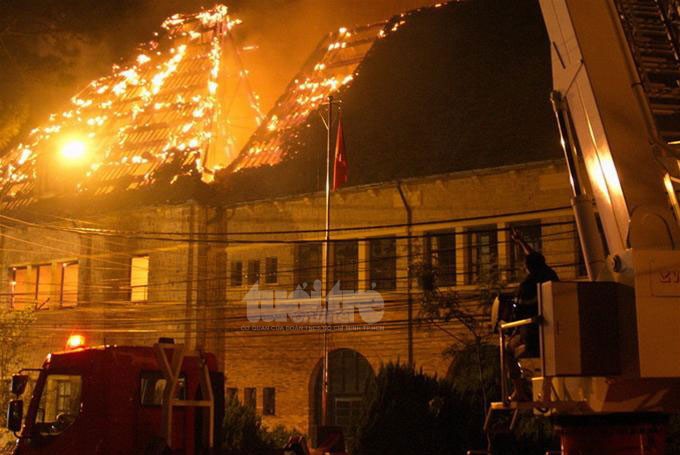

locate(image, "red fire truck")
(5, 337), (224, 454)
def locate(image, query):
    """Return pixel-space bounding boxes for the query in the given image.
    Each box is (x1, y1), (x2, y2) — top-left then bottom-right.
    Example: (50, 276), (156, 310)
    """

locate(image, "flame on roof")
(228, 20), (391, 172)
(0, 4), (262, 210)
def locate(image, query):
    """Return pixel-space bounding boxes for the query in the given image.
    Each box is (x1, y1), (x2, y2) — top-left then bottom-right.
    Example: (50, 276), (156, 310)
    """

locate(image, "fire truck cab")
(6, 338), (224, 454)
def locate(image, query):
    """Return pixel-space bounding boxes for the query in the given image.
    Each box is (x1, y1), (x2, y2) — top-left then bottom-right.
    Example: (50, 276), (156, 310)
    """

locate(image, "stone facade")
(0, 158), (583, 438)
(219, 159), (581, 435)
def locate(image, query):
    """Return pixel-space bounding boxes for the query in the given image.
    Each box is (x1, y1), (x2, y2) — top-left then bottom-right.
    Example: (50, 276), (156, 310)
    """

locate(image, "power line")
(0, 206), (573, 240)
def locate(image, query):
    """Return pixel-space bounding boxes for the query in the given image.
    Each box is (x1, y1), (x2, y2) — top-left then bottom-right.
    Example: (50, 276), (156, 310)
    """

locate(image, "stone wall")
(0, 159), (581, 437)
(219, 159), (579, 434)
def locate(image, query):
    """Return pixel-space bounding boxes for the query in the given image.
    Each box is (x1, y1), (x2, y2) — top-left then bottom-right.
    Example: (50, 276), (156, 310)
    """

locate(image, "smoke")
(230, 0), (440, 112)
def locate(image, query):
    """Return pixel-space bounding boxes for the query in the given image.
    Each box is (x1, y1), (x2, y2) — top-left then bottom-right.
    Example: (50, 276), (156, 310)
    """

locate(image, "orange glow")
(60, 139), (88, 162)
(66, 334), (86, 350)
(0, 4), (256, 202)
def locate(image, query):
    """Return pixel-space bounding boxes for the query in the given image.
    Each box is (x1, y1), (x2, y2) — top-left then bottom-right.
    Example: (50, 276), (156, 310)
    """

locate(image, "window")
(294, 243), (322, 290)
(334, 397), (363, 429)
(60, 262), (79, 308)
(130, 256), (149, 302)
(263, 387), (276, 416)
(139, 371), (186, 406)
(247, 260), (260, 285)
(333, 240), (358, 291)
(36, 264), (52, 307)
(231, 261), (243, 286)
(37, 374), (82, 426)
(10, 266), (31, 310)
(10, 264), (55, 310)
(466, 226), (498, 285)
(508, 221), (542, 282)
(368, 238), (396, 291)
(244, 387), (256, 410)
(226, 387), (238, 403)
(264, 257), (278, 284)
(424, 232), (456, 287)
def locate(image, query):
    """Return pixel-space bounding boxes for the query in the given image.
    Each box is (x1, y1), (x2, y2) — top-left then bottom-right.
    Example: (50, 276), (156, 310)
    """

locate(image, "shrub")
(222, 397), (301, 454)
(352, 354), (558, 455)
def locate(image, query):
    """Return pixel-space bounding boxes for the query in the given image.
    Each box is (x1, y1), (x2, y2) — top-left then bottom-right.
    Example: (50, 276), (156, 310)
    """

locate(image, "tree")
(351, 362), (460, 455)
(222, 396), (301, 454)
(413, 258), (558, 453)
(0, 307), (36, 432)
(414, 257), (503, 413)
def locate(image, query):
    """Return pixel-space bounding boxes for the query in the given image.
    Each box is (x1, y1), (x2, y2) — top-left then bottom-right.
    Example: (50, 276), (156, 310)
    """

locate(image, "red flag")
(333, 115), (348, 191)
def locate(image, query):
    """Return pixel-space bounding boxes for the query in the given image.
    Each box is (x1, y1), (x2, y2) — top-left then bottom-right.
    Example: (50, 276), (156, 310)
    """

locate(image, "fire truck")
(486, 0), (680, 453)
(5, 337), (224, 454)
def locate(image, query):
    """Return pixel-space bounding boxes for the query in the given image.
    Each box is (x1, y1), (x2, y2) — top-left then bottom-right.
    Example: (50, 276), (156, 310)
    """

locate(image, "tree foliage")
(352, 360), (557, 455)
(221, 397), (301, 454)
(408, 259), (557, 453)
(351, 361), (501, 455)
(0, 308), (36, 427)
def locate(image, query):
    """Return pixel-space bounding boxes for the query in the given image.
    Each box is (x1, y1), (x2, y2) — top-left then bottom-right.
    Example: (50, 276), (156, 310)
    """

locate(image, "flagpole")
(321, 95), (333, 427)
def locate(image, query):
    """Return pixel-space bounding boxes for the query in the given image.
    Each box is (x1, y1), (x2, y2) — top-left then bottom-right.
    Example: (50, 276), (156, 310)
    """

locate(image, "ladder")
(616, 0), (680, 143)
(154, 343), (215, 451)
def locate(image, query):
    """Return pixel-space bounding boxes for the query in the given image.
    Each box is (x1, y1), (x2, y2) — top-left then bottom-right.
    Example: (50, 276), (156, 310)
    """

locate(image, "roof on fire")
(0, 0), (561, 211)
(217, 0), (562, 202)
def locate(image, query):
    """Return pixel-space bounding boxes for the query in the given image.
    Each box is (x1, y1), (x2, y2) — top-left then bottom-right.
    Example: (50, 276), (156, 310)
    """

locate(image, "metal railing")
(498, 316), (540, 405)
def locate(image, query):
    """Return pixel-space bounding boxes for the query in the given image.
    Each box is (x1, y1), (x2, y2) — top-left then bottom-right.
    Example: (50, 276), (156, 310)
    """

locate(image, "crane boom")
(536, 0), (680, 379)
(487, 2), (680, 453)
(541, 0), (680, 256)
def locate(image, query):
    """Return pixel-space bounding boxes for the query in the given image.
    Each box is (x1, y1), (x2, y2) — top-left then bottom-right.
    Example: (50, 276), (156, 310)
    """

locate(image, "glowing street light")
(60, 139), (87, 162)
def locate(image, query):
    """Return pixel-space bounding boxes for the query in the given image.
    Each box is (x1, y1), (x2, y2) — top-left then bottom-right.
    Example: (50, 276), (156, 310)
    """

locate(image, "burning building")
(0, 0), (587, 443)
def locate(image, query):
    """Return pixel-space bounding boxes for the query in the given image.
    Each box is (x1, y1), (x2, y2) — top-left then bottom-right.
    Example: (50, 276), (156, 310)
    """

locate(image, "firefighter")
(506, 228), (559, 401)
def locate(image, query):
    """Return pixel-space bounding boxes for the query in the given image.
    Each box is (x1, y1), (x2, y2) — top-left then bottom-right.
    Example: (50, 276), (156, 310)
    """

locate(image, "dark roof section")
(217, 0), (561, 202)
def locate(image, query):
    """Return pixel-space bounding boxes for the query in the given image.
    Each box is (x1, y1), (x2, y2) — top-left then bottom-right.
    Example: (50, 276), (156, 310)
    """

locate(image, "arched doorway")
(310, 349), (376, 447)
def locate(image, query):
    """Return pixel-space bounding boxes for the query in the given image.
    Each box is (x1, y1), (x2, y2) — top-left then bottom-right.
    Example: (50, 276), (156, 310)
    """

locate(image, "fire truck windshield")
(35, 374), (82, 435)
(140, 371), (186, 406)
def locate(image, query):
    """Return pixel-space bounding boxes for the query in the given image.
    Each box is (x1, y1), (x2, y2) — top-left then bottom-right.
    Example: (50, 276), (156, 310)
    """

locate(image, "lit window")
(130, 256), (149, 302)
(10, 264), (53, 310)
(10, 266), (30, 310)
(60, 262), (79, 308)
(36, 264), (52, 308)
